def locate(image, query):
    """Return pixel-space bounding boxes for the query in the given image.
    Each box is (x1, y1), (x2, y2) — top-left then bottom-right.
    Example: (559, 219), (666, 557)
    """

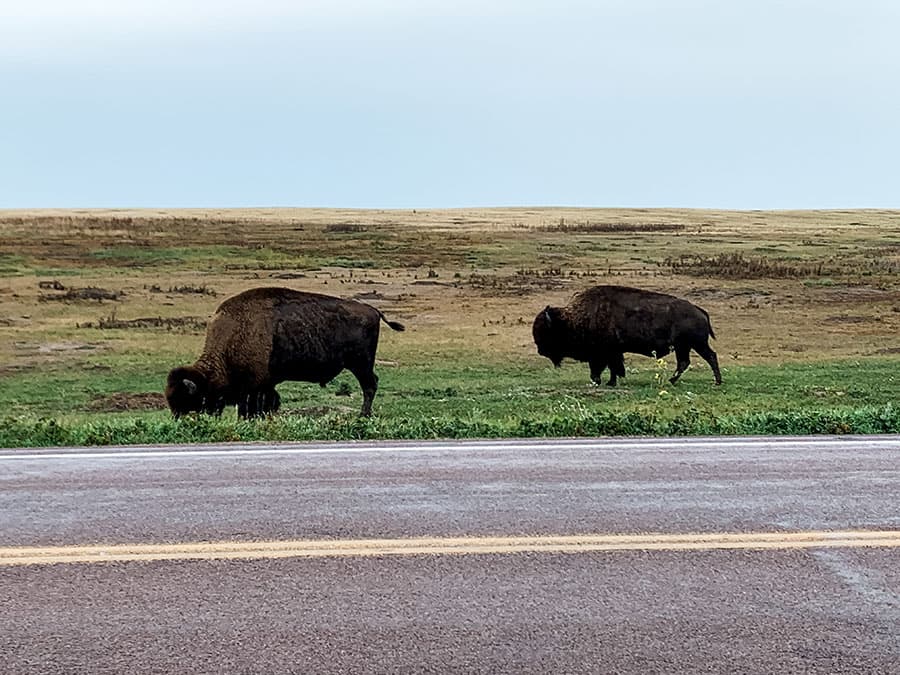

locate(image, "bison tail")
(379, 311), (406, 332)
(700, 308), (716, 339)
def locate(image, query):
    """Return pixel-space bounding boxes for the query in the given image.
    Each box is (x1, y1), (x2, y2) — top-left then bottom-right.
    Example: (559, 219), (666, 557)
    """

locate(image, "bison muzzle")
(166, 287), (405, 419)
(533, 285), (721, 386)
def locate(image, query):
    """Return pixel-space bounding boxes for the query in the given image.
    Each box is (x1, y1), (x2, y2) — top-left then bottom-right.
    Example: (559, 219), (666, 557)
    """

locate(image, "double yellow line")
(3, 530), (900, 566)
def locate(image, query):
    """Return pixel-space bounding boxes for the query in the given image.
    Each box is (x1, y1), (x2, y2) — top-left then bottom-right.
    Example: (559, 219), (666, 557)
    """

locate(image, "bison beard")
(166, 287), (404, 419)
(533, 285), (722, 386)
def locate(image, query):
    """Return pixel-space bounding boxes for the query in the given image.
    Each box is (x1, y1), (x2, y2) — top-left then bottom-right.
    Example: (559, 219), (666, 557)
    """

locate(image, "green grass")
(88, 245), (249, 267)
(1, 357), (898, 447)
(0, 253), (27, 275)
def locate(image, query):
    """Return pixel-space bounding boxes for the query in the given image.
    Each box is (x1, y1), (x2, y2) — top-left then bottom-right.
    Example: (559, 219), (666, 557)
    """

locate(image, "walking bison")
(532, 285), (721, 386)
(165, 287), (405, 419)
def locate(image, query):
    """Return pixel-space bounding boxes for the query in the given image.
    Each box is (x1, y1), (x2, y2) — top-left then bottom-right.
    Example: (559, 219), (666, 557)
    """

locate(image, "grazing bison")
(165, 287), (405, 419)
(533, 285), (721, 386)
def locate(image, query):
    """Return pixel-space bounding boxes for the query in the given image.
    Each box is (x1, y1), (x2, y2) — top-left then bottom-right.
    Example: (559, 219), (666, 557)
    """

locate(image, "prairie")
(1, 207), (898, 446)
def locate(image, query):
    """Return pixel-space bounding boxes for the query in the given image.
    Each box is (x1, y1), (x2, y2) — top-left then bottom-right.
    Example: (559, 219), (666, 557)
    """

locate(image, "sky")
(1, 0), (898, 209)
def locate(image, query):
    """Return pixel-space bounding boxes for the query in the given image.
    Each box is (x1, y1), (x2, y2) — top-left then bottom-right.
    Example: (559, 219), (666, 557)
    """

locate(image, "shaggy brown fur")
(166, 287), (405, 418)
(533, 285), (721, 386)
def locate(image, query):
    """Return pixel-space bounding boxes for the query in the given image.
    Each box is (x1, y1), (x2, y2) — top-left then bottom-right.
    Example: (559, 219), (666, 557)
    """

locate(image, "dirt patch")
(823, 315), (882, 324)
(460, 271), (573, 296)
(270, 272), (308, 279)
(324, 222), (366, 233)
(818, 286), (894, 303)
(14, 341), (97, 354)
(665, 253), (830, 280)
(148, 283), (217, 296)
(89, 392), (167, 412)
(686, 287), (774, 301)
(352, 290), (406, 302)
(535, 220), (687, 233)
(871, 346), (900, 355)
(78, 315), (207, 331)
(353, 290), (389, 300)
(39, 286), (123, 302)
(412, 280), (452, 287)
(0, 363), (32, 376)
(5, 342), (102, 374)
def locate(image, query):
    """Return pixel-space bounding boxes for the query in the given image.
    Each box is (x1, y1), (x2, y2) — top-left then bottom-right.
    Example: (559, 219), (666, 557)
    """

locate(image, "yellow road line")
(3, 530), (899, 566)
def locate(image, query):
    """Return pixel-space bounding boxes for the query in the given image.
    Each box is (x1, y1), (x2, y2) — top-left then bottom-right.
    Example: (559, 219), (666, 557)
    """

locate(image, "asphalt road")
(1, 436), (899, 673)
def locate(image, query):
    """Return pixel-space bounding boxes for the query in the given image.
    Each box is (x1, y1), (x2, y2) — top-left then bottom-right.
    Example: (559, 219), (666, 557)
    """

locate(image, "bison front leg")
(608, 352), (625, 386)
(240, 389), (279, 419)
(203, 395), (226, 417)
(590, 354), (623, 387)
(237, 393), (252, 419)
(589, 359), (608, 386)
(261, 388), (281, 414)
(670, 345), (692, 384)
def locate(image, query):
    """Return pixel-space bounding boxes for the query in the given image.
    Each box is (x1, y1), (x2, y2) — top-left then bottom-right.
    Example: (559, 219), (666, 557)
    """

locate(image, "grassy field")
(1, 207), (899, 446)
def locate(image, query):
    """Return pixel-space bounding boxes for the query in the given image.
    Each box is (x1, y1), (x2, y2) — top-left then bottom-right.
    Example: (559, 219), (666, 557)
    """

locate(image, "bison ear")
(183, 378), (198, 396)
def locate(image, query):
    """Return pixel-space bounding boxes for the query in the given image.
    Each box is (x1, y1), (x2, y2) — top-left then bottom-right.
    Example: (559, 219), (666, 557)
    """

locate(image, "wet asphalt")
(1, 436), (899, 673)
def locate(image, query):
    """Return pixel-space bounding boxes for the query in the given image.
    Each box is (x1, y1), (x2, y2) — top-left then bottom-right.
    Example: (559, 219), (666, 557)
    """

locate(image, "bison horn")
(183, 378), (198, 396)
(543, 307), (552, 325)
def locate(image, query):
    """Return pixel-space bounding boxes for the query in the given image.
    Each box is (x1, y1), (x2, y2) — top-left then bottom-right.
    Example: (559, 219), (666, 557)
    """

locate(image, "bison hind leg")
(349, 366), (379, 417)
(694, 342), (722, 385)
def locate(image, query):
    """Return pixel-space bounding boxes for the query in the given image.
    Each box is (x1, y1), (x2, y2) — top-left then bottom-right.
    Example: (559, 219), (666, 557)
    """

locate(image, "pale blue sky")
(1, 1), (898, 209)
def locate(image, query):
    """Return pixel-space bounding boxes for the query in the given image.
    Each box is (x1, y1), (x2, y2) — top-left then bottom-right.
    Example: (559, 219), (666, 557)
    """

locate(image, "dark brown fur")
(166, 287), (405, 418)
(533, 285), (721, 386)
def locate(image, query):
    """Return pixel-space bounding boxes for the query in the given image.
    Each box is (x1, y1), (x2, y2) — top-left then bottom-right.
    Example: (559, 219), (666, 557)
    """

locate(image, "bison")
(165, 287), (405, 419)
(533, 285), (721, 386)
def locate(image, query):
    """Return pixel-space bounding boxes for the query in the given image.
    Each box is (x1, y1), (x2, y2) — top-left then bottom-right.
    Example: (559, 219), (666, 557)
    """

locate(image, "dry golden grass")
(1, 207), (899, 385)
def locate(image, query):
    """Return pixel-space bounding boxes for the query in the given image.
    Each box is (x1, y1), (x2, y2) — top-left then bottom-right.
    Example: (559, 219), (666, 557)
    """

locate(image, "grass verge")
(1, 359), (897, 447)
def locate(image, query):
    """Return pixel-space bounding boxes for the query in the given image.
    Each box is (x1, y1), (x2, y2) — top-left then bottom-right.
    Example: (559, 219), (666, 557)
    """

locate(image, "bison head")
(532, 306), (566, 367)
(165, 366), (209, 418)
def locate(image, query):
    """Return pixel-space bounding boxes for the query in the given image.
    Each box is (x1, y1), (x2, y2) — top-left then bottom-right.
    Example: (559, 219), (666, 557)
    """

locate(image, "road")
(1, 436), (899, 673)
